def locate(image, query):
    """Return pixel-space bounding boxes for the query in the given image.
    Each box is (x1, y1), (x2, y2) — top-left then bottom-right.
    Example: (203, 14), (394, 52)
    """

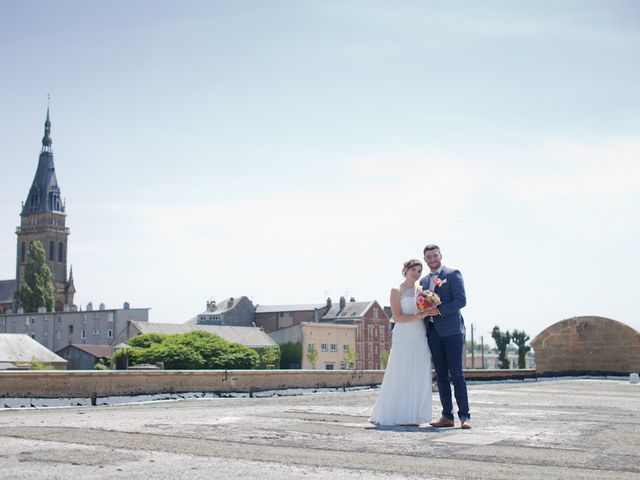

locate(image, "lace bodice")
(399, 287), (418, 315)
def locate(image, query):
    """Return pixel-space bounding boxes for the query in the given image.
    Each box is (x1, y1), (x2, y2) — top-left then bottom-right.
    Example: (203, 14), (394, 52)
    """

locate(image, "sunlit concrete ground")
(1, 379), (638, 479)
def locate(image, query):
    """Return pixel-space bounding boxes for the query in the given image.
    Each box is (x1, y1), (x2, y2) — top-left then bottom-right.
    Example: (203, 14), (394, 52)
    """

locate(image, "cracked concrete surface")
(0, 379), (638, 479)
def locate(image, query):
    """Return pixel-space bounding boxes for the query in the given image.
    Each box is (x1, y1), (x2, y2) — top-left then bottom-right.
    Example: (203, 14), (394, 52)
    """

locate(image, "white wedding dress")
(369, 287), (432, 425)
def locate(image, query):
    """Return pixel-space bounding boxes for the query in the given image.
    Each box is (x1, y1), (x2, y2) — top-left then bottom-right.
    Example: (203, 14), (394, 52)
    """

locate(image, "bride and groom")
(370, 244), (471, 429)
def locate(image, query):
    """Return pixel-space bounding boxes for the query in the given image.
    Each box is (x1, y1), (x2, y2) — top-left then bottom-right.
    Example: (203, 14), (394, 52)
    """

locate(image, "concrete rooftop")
(0, 379), (638, 479)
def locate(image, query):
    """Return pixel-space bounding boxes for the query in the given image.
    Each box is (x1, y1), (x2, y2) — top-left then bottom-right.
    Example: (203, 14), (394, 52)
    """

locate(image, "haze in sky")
(1, 1), (639, 343)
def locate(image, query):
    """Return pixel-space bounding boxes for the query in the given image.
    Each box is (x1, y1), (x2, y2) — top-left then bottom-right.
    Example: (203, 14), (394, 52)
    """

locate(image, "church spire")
(21, 104), (64, 215)
(41, 105), (52, 153)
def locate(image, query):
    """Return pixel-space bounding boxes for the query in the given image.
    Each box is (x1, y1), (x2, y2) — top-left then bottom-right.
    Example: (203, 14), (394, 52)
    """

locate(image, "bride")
(369, 258), (432, 426)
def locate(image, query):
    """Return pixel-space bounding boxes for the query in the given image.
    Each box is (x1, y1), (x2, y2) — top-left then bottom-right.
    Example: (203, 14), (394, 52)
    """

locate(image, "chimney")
(123, 302), (130, 310)
(227, 297), (234, 308)
(87, 302), (93, 311)
(339, 296), (346, 311)
(326, 297), (332, 308)
(99, 303), (105, 311)
(349, 297), (356, 302)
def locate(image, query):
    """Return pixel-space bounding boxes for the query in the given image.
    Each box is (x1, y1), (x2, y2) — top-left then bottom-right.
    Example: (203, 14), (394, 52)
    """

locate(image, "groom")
(420, 244), (471, 429)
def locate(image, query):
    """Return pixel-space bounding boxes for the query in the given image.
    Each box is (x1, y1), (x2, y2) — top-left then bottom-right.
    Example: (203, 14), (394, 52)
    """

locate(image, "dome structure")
(531, 316), (640, 375)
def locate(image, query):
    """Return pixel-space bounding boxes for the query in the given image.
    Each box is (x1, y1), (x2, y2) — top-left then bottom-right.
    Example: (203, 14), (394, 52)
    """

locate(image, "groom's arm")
(438, 270), (466, 316)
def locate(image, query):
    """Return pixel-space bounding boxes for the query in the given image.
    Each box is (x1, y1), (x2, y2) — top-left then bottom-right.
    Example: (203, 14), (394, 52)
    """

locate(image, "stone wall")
(531, 316), (640, 375)
(0, 368), (535, 399)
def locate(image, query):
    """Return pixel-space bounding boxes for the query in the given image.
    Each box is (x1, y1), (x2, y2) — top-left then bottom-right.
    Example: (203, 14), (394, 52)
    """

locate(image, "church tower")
(15, 108), (75, 311)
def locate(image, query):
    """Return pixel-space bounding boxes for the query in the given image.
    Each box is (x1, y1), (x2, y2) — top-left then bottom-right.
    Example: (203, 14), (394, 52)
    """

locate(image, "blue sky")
(1, 1), (639, 343)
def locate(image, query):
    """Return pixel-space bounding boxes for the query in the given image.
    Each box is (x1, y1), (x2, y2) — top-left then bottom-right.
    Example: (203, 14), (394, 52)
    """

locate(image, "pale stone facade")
(300, 322), (357, 370)
(0, 304), (149, 353)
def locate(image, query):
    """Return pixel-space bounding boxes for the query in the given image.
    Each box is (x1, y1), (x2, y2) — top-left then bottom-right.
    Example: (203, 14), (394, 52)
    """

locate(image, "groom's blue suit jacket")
(419, 265), (466, 337)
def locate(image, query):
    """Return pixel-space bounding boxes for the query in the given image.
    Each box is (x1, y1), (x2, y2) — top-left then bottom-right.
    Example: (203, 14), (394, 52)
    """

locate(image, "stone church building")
(0, 108), (76, 313)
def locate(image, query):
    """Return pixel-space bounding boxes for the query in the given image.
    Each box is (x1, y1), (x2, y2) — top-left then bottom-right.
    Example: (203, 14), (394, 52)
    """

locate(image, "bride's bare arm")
(390, 288), (424, 323)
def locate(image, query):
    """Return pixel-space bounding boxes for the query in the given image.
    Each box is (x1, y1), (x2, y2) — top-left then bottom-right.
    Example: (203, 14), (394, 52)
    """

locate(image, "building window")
(58, 242), (64, 262)
(330, 343), (337, 352)
(343, 344), (349, 352)
(68, 325), (74, 335)
(42, 331), (48, 337)
(55, 331), (60, 340)
(340, 362), (346, 370)
(49, 241), (54, 261)
(93, 329), (100, 336)
(81, 314), (86, 324)
(80, 330), (86, 339)
(307, 343), (315, 353)
(0, 317), (4, 327)
(30, 317), (35, 325)
(107, 313), (114, 322)
(30, 333), (36, 339)
(107, 329), (113, 339)
(21, 242), (26, 263)
(324, 363), (335, 370)
(321, 343), (328, 352)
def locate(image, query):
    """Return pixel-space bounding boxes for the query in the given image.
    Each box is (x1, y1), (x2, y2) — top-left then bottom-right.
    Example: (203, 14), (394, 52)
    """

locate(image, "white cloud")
(500, 141), (640, 201)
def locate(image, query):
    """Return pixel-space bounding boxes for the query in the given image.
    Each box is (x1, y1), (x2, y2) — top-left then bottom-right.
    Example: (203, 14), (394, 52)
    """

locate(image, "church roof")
(21, 108), (65, 216)
(0, 279), (17, 304)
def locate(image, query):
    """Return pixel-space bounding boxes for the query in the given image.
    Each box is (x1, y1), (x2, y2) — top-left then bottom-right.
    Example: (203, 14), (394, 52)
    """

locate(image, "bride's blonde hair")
(402, 258), (422, 276)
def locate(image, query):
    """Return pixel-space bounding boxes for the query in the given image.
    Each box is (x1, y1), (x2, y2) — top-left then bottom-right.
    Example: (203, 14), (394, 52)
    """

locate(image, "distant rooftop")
(132, 322), (277, 348)
(255, 303), (327, 314)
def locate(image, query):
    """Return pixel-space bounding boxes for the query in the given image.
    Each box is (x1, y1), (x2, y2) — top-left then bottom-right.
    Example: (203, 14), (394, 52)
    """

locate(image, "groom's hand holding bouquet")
(416, 286), (441, 317)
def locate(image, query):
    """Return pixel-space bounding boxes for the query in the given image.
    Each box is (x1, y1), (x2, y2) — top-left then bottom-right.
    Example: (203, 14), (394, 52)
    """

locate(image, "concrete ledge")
(0, 368), (536, 399)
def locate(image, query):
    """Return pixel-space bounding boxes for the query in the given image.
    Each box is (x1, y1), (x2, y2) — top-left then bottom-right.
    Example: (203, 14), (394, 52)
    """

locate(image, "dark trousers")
(427, 324), (470, 420)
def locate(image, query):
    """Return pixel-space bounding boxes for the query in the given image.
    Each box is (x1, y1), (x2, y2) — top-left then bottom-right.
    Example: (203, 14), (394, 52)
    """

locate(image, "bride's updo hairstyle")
(402, 258), (422, 276)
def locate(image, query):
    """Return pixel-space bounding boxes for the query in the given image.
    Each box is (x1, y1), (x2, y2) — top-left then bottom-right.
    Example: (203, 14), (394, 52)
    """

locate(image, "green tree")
(93, 358), (110, 370)
(19, 241), (54, 313)
(124, 330), (260, 369)
(280, 342), (302, 369)
(258, 346), (280, 369)
(128, 333), (168, 348)
(380, 350), (389, 369)
(342, 347), (357, 370)
(306, 344), (318, 369)
(492, 326), (511, 369)
(511, 329), (531, 369)
(22, 359), (53, 370)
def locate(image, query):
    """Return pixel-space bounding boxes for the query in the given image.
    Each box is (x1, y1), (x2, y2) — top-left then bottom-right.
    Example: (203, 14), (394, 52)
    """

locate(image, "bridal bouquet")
(416, 287), (441, 311)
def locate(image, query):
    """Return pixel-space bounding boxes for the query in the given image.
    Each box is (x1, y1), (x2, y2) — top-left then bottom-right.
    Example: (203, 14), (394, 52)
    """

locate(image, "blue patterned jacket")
(419, 265), (466, 337)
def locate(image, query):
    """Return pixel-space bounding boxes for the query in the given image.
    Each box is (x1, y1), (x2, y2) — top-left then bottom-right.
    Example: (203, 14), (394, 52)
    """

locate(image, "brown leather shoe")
(460, 419), (472, 429)
(429, 417), (455, 428)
